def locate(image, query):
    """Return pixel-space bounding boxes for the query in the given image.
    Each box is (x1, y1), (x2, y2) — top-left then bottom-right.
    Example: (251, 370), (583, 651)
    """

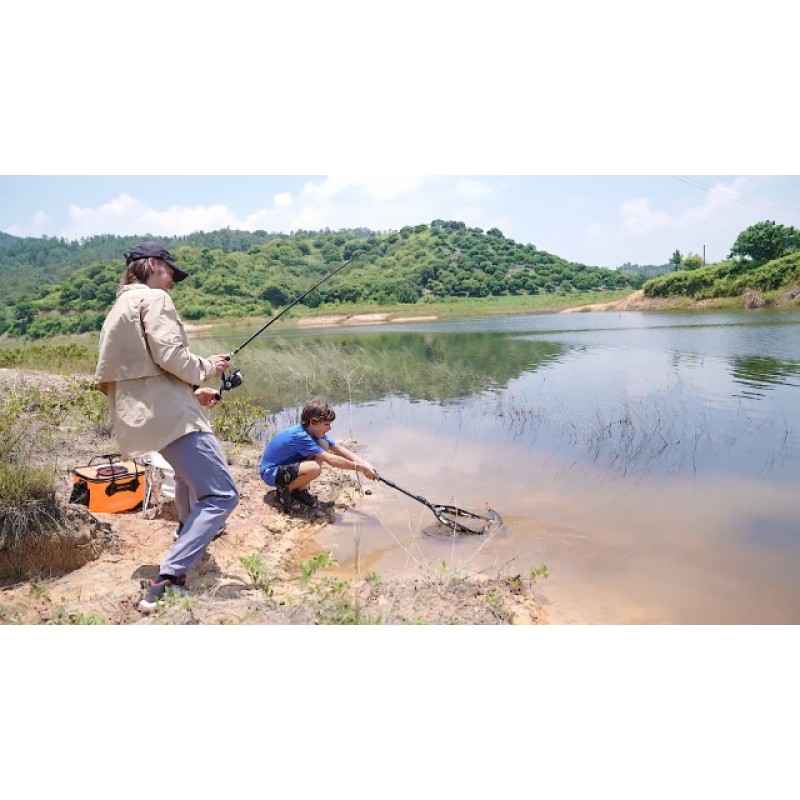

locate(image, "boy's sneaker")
(138, 575), (187, 613)
(292, 488), (319, 509)
(275, 486), (303, 514)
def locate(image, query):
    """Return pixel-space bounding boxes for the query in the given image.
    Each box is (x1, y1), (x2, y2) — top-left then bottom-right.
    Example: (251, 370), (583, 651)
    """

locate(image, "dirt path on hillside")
(559, 290), (682, 313)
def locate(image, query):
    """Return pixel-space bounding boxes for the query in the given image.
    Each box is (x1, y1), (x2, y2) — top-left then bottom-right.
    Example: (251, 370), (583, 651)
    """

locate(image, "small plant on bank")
(29, 583), (49, 600)
(297, 550), (378, 623)
(428, 559), (467, 588)
(45, 605), (108, 625)
(300, 550), (338, 586)
(529, 564), (550, 585)
(485, 588), (502, 607)
(239, 553), (274, 598)
(150, 587), (197, 622)
(308, 577), (379, 625)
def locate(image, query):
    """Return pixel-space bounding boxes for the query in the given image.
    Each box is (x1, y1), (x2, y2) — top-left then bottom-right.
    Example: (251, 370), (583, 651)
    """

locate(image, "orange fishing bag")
(70, 454), (144, 514)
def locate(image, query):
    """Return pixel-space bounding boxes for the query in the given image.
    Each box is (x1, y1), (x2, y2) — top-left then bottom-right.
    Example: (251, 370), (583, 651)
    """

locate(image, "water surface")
(200, 309), (800, 623)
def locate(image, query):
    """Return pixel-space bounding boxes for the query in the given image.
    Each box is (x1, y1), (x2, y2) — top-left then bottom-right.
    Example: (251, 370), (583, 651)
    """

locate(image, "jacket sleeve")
(140, 291), (214, 386)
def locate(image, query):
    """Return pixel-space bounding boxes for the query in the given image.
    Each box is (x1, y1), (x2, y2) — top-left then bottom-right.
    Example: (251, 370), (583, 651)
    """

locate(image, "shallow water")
(203, 308), (800, 623)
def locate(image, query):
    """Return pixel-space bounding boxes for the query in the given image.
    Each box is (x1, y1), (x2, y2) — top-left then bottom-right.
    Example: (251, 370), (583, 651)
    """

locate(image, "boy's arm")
(315, 445), (378, 480)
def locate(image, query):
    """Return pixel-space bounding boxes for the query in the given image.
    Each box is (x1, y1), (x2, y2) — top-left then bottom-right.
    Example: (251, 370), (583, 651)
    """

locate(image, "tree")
(729, 220), (800, 262)
(683, 253), (704, 270)
(669, 249), (683, 270)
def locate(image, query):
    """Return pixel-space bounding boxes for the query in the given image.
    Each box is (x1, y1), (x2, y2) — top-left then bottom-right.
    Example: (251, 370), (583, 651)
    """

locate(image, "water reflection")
(198, 310), (800, 623)
(216, 330), (566, 410)
(729, 355), (800, 397)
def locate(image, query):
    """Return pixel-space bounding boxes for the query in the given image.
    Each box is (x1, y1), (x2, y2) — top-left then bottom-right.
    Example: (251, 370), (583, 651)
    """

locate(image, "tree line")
(0, 220), (640, 339)
(644, 220), (800, 299)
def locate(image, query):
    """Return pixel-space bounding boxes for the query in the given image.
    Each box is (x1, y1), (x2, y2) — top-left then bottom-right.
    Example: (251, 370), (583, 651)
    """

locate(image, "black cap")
(124, 241), (189, 282)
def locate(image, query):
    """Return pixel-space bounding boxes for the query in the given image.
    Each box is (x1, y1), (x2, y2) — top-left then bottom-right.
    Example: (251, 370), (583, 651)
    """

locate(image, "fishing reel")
(220, 367), (243, 394)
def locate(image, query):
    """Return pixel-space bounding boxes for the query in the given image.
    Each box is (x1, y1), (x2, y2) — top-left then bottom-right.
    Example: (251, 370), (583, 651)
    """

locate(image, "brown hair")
(301, 398), (336, 426)
(118, 257), (151, 290)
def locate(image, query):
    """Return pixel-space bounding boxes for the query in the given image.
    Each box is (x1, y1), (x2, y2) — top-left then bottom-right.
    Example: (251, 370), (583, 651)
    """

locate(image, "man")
(95, 241), (239, 612)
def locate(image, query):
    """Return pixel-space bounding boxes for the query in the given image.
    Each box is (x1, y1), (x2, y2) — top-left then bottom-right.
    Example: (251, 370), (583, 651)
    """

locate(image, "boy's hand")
(359, 463), (378, 480)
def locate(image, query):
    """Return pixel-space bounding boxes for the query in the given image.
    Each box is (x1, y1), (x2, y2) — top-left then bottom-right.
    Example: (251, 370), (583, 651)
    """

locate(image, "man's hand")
(208, 353), (231, 376)
(195, 386), (222, 408)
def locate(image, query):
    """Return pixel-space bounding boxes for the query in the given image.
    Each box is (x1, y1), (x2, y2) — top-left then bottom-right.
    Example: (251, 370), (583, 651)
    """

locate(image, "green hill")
(0, 221), (640, 339)
(643, 250), (800, 301)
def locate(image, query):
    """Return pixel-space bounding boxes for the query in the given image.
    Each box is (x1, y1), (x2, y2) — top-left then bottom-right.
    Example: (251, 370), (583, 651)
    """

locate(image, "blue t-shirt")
(259, 423), (336, 486)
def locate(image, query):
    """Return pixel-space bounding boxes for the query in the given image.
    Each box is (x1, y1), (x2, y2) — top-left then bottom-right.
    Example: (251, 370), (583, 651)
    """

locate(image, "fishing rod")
(219, 226), (411, 394)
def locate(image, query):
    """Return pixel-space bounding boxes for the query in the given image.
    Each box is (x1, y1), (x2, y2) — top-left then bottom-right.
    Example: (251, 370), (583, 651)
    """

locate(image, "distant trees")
(729, 220), (800, 262)
(668, 251), (702, 270)
(643, 219), (800, 300)
(1, 222), (642, 339)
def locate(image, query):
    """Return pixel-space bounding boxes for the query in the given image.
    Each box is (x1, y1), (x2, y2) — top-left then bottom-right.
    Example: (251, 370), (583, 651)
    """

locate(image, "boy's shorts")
(275, 463), (301, 490)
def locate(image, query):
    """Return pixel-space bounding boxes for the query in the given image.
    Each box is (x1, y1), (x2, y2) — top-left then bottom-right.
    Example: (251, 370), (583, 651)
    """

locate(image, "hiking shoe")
(292, 488), (319, 509)
(138, 575), (187, 613)
(275, 486), (304, 514)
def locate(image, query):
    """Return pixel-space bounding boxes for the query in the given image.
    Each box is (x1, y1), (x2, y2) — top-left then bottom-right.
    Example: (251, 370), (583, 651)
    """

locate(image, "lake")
(199, 308), (800, 624)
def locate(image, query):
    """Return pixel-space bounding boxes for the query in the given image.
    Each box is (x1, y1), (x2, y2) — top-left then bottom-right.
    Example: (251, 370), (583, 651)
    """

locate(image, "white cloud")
(453, 178), (492, 200)
(620, 177), (752, 234)
(301, 176), (428, 203)
(64, 194), (243, 238)
(620, 197), (673, 232)
(5, 176), (503, 243)
(8, 209), (51, 237)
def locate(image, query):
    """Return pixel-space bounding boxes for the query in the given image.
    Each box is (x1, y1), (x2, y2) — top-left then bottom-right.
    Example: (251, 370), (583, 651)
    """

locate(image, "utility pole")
(703, 245), (706, 265)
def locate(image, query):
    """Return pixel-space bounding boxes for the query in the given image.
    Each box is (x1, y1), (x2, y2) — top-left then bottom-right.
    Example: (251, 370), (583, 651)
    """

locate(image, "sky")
(2, 174), (799, 268)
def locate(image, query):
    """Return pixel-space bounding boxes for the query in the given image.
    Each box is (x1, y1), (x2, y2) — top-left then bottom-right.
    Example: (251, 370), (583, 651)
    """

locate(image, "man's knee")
(222, 483), (240, 513)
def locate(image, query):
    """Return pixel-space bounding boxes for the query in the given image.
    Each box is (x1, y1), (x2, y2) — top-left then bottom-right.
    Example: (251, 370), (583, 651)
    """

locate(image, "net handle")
(378, 476), (488, 534)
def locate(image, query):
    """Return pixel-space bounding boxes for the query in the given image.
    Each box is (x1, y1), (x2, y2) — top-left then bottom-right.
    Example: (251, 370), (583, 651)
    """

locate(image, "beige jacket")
(95, 284), (216, 458)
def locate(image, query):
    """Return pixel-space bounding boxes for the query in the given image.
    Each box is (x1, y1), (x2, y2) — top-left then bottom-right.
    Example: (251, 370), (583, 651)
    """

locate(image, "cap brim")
(164, 259), (189, 282)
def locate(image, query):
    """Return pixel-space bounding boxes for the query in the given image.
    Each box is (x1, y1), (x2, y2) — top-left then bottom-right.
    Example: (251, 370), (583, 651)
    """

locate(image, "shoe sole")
(173, 527), (227, 542)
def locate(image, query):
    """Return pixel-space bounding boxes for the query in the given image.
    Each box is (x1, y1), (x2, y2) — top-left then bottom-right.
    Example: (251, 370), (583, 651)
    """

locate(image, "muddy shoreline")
(0, 368), (547, 625)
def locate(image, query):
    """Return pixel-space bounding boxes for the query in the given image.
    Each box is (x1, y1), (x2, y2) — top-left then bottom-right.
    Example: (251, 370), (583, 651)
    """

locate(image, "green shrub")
(0, 341), (96, 372)
(0, 462), (63, 550)
(212, 396), (270, 444)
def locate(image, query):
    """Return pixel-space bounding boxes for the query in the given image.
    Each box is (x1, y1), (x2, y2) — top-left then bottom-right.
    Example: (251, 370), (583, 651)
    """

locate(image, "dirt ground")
(0, 368), (546, 625)
(561, 286), (800, 314)
(559, 289), (692, 313)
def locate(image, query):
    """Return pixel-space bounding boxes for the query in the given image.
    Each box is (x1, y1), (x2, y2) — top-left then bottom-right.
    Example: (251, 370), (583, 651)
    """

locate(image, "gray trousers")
(158, 431), (239, 578)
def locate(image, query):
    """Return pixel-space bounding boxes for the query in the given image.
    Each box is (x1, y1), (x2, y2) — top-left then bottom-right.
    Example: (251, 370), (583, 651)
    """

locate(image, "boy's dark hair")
(301, 398), (336, 426)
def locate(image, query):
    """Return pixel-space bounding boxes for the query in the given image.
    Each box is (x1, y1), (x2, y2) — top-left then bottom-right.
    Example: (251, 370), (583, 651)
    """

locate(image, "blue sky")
(1, 175), (798, 268)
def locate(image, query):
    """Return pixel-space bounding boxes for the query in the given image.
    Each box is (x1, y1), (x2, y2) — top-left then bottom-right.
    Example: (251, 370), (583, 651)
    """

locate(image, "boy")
(260, 398), (377, 512)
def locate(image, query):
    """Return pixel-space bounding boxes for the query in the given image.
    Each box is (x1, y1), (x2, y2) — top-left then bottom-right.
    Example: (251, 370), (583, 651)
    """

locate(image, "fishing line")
(219, 226), (412, 393)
